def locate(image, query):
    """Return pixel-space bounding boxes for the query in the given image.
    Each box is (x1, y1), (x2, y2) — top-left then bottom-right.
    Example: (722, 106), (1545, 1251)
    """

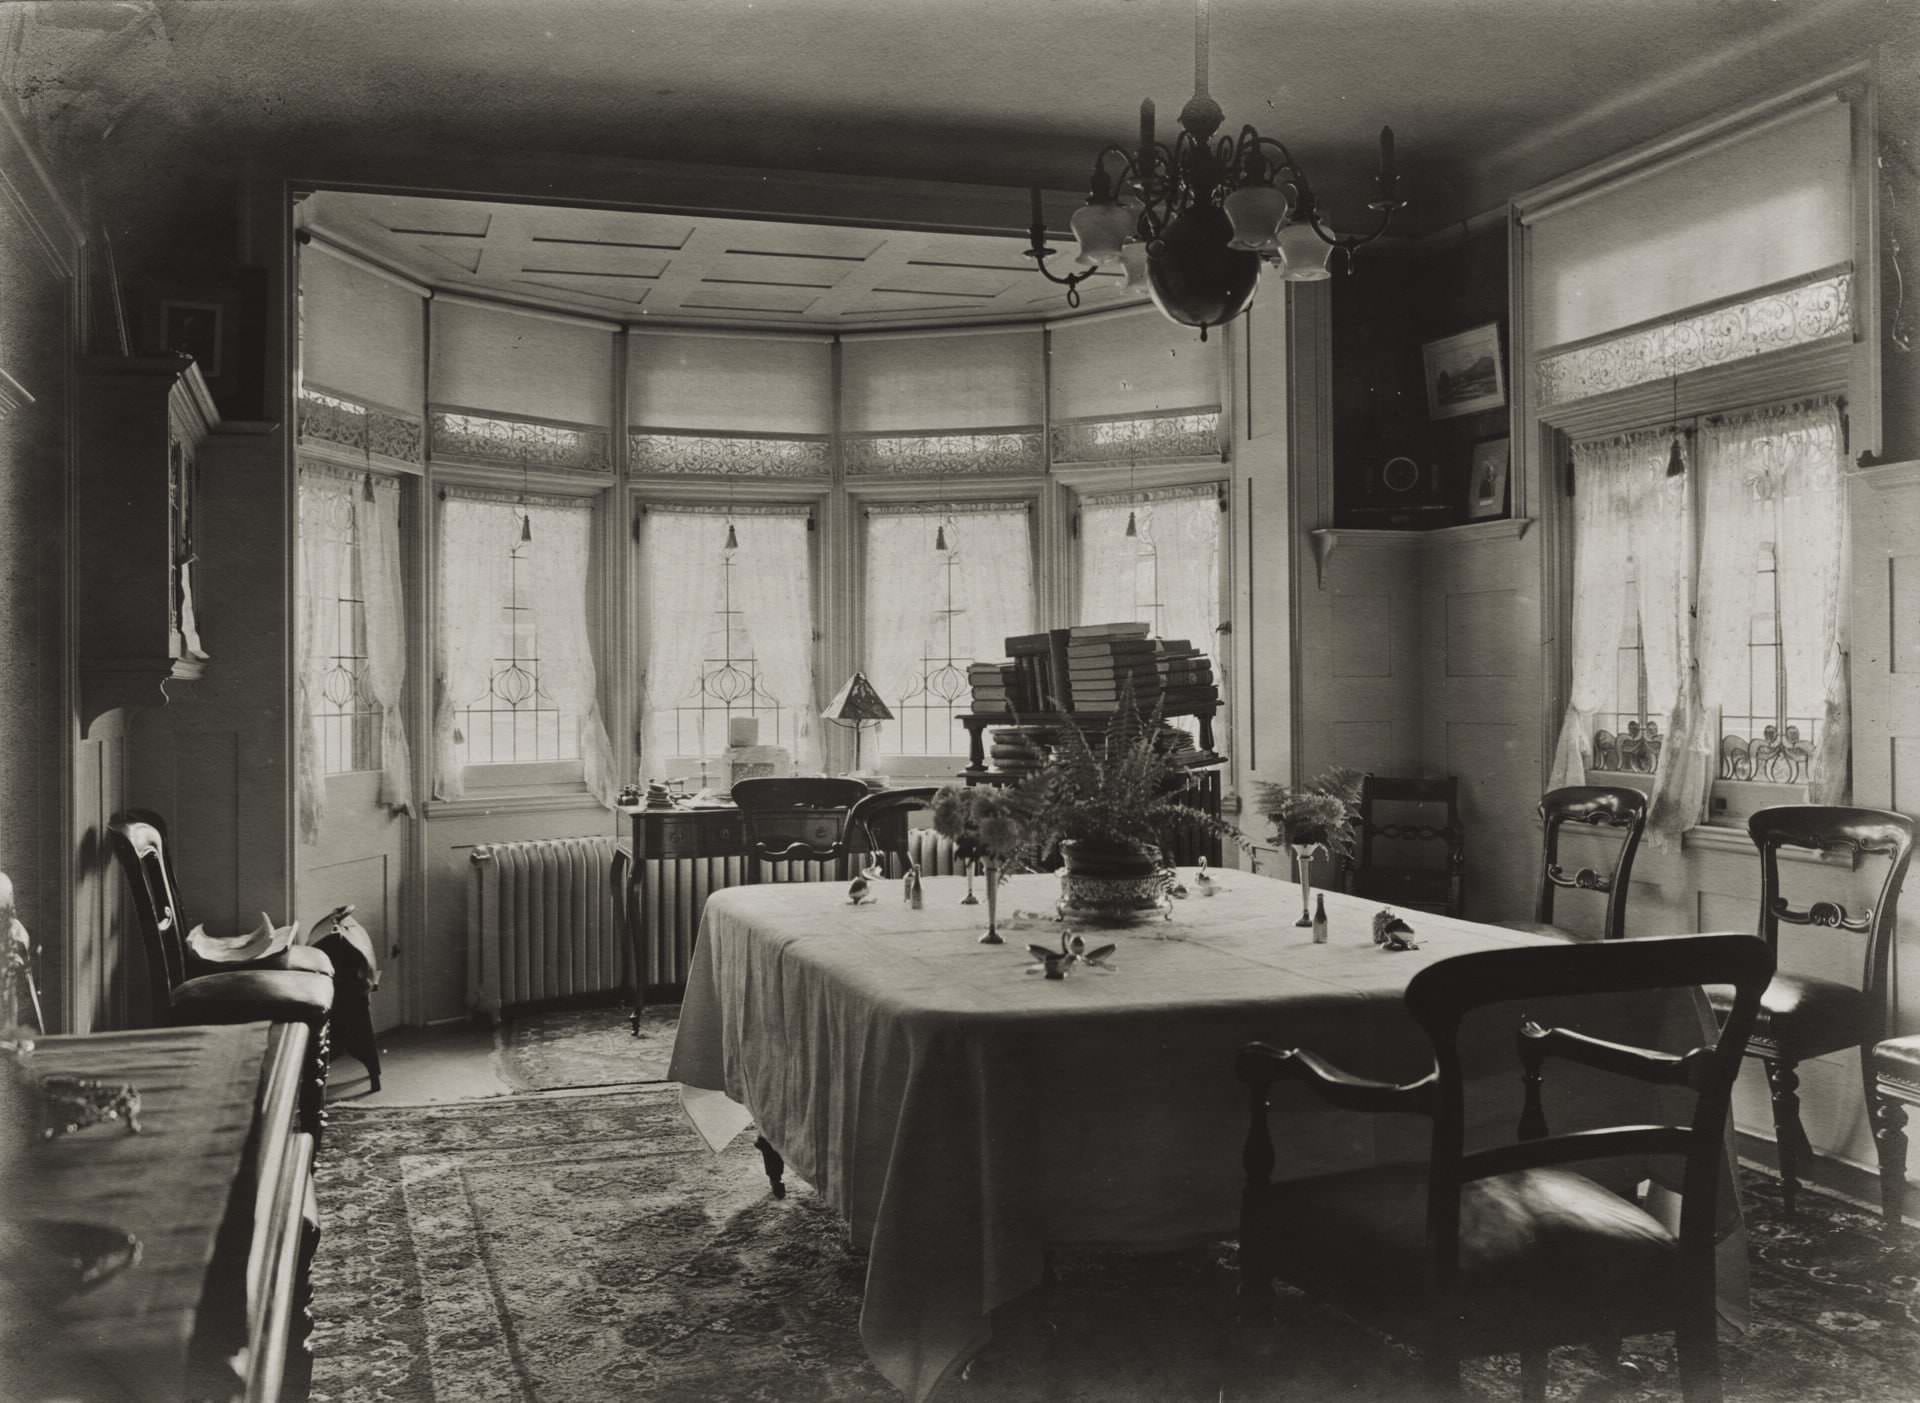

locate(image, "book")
(1067, 621), (1152, 639)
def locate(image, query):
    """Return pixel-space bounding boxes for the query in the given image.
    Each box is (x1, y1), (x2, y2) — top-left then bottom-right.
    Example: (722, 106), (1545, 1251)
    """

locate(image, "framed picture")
(1466, 437), (1510, 520)
(159, 299), (224, 378)
(1421, 322), (1506, 420)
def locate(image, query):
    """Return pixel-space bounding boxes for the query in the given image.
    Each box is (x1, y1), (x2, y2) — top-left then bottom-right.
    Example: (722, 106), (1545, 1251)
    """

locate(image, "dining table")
(667, 865), (1744, 1401)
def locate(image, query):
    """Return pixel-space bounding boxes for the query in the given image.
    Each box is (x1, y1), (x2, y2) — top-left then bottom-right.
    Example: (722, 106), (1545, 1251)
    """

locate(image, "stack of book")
(1063, 623), (1218, 716)
(966, 662), (1020, 714)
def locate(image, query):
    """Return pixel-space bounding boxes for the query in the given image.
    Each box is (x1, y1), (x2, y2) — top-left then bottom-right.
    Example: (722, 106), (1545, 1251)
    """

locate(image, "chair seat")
(167, 969), (334, 1028)
(1706, 973), (1864, 1061)
(1255, 1161), (1680, 1352)
(1496, 919), (1594, 942)
(1873, 1035), (1920, 1102)
(186, 942), (335, 980)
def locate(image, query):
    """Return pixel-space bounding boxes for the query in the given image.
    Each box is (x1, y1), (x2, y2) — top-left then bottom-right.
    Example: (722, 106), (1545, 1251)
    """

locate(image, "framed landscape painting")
(1422, 323), (1505, 420)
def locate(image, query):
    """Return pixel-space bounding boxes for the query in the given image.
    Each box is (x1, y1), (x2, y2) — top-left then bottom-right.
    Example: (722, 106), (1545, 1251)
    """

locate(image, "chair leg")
(1871, 1089), (1909, 1229)
(1675, 1315), (1723, 1403)
(1763, 1057), (1808, 1216)
(754, 1134), (786, 1199)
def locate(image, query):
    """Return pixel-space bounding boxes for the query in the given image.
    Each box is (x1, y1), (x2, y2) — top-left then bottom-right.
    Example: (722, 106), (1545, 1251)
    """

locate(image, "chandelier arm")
(1306, 202), (1398, 249)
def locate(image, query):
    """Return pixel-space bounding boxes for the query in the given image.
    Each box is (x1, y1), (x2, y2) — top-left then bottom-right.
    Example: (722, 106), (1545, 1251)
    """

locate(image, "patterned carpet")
(495, 1005), (680, 1092)
(309, 1082), (1920, 1403)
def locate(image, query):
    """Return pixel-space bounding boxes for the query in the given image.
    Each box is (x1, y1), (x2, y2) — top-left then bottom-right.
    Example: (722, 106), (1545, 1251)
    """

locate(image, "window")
(435, 491), (616, 800)
(864, 502), (1034, 758)
(304, 479), (382, 774)
(637, 504), (817, 768)
(1556, 396), (1848, 824)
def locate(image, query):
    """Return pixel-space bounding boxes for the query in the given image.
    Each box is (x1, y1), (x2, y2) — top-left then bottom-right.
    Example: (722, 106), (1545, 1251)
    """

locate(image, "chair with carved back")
(107, 809), (334, 1142)
(846, 786), (939, 879)
(1237, 932), (1773, 1403)
(1703, 805), (1914, 1217)
(1500, 785), (1649, 942)
(1343, 774), (1466, 918)
(730, 777), (874, 883)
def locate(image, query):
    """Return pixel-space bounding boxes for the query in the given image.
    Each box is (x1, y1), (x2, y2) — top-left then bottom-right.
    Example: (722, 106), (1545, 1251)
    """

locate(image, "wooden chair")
(108, 809), (334, 1141)
(729, 777), (873, 883)
(1237, 932), (1773, 1403)
(1343, 774), (1466, 918)
(846, 786), (938, 878)
(1501, 785), (1649, 942)
(1871, 1034), (1920, 1229)
(1705, 805), (1914, 1217)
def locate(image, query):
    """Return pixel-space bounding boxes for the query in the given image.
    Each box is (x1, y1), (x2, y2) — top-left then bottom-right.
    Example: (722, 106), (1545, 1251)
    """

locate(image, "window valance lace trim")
(627, 429), (831, 479)
(298, 385), (424, 464)
(1050, 407), (1223, 465)
(430, 405), (612, 477)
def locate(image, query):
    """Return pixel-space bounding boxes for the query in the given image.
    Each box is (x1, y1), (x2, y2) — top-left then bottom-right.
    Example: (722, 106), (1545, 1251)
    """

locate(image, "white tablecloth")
(668, 868), (1739, 1400)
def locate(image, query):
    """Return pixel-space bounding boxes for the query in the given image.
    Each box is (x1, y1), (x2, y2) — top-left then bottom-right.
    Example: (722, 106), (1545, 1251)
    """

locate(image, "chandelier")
(1025, 0), (1405, 339)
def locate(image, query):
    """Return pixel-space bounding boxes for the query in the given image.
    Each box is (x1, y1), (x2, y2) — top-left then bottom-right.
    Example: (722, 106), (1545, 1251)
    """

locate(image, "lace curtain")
(637, 506), (818, 769)
(1695, 397), (1849, 800)
(434, 493), (615, 806)
(360, 475), (413, 817)
(294, 469), (349, 842)
(865, 504), (1034, 735)
(1548, 428), (1712, 845)
(1077, 485), (1223, 648)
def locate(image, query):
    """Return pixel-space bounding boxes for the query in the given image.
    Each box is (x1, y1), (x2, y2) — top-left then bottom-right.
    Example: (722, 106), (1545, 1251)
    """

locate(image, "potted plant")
(1253, 768), (1364, 926)
(1009, 709), (1244, 923)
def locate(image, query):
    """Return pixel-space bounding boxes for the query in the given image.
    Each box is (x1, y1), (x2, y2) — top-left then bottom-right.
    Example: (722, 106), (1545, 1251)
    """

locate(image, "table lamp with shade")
(823, 671), (893, 776)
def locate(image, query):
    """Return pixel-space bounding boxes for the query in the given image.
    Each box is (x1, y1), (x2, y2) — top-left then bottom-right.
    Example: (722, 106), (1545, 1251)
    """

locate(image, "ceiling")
(5, 0), (1902, 325)
(301, 191), (1139, 329)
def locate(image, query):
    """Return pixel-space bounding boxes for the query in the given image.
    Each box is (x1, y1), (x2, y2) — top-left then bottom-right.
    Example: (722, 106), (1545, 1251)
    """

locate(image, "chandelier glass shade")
(1025, 0), (1404, 337)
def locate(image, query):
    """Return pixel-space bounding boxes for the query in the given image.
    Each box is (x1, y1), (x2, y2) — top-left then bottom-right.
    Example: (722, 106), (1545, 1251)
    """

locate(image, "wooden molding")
(1308, 518), (1534, 587)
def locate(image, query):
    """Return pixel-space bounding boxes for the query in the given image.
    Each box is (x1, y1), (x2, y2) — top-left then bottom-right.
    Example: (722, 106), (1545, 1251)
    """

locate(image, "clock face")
(1381, 456), (1421, 493)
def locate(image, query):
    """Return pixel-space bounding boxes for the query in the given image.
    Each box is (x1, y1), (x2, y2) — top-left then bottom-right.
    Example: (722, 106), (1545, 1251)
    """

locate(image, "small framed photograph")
(1466, 437), (1510, 519)
(159, 299), (224, 378)
(1421, 322), (1505, 420)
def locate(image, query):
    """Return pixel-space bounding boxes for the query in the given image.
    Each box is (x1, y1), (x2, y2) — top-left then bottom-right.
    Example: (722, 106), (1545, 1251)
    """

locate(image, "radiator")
(472, 829), (963, 1012)
(468, 835), (623, 1018)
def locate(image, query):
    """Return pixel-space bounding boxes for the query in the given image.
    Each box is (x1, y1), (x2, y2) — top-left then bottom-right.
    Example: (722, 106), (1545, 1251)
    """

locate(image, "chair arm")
(1236, 1041), (1436, 1115)
(1517, 1020), (1715, 1092)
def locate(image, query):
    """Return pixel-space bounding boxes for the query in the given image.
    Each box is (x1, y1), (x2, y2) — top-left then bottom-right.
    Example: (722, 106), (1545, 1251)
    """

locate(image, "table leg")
(754, 1134), (786, 1199)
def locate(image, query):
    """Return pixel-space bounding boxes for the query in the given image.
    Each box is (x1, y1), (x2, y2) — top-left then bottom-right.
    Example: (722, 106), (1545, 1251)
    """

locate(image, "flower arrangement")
(929, 783), (1031, 862)
(1007, 707), (1244, 870)
(1253, 767), (1365, 862)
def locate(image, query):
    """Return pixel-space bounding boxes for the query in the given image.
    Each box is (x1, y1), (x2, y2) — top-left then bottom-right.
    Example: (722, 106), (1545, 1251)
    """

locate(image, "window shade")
(1049, 308), (1220, 420)
(430, 300), (613, 425)
(1527, 99), (1851, 349)
(840, 329), (1043, 432)
(301, 246), (424, 406)
(627, 331), (831, 434)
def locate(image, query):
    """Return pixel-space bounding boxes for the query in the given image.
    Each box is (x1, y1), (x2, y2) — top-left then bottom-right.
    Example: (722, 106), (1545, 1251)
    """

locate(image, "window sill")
(423, 791), (608, 820)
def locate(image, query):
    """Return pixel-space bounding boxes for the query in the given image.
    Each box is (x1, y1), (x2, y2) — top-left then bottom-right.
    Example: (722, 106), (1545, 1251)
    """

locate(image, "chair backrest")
(730, 777), (873, 865)
(1349, 774), (1465, 915)
(1535, 785), (1648, 939)
(1749, 805), (1915, 1029)
(847, 787), (938, 877)
(1405, 932), (1774, 1291)
(106, 808), (189, 1019)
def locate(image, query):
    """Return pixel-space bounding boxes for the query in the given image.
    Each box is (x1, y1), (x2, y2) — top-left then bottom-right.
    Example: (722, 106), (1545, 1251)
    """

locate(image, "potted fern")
(1010, 708), (1244, 923)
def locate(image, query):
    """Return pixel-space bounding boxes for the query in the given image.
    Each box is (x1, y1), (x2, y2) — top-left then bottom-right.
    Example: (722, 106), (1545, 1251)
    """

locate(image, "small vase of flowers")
(1254, 768), (1364, 927)
(930, 784), (1030, 944)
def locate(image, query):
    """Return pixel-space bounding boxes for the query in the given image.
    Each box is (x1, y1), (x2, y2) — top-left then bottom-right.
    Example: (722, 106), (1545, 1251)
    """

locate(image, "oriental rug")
(494, 1004), (679, 1093)
(310, 1086), (1920, 1403)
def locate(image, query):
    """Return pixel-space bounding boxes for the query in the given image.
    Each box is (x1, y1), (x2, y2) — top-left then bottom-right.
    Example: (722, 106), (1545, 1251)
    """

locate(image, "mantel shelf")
(1309, 517), (1534, 587)
(80, 655), (205, 732)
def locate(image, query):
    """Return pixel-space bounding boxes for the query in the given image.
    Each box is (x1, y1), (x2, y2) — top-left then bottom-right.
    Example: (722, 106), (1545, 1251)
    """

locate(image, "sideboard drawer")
(652, 814), (743, 858)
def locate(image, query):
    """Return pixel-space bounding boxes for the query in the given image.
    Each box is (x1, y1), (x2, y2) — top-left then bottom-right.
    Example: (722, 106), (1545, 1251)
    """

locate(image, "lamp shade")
(1146, 205), (1262, 334)
(1071, 198), (1140, 268)
(823, 671), (894, 724)
(1223, 183), (1288, 252)
(1275, 221), (1334, 281)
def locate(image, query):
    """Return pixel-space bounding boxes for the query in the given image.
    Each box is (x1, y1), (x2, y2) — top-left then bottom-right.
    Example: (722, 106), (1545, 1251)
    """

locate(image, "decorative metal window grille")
(1592, 577), (1662, 775)
(1718, 541), (1820, 782)
(670, 545), (790, 758)
(457, 541), (579, 765)
(881, 540), (973, 757)
(312, 490), (382, 774)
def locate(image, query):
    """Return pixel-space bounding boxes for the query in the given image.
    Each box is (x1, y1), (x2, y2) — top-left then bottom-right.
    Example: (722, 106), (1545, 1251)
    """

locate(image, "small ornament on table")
(1311, 892), (1329, 944)
(847, 862), (883, 905)
(1372, 908), (1419, 951)
(1024, 928), (1118, 979)
(1194, 856), (1216, 896)
(903, 865), (924, 910)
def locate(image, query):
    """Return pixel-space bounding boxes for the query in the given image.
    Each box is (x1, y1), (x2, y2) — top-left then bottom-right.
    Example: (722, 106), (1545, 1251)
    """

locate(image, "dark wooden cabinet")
(76, 354), (216, 729)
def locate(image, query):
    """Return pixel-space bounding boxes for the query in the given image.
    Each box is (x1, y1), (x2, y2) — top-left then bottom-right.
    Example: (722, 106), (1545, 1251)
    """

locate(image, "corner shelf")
(1309, 517), (1533, 587)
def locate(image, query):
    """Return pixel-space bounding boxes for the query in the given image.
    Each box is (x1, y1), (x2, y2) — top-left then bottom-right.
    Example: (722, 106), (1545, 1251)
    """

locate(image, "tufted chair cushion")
(185, 943), (335, 981)
(166, 969), (334, 1030)
(1873, 1035), (1920, 1102)
(1706, 974), (1864, 1061)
